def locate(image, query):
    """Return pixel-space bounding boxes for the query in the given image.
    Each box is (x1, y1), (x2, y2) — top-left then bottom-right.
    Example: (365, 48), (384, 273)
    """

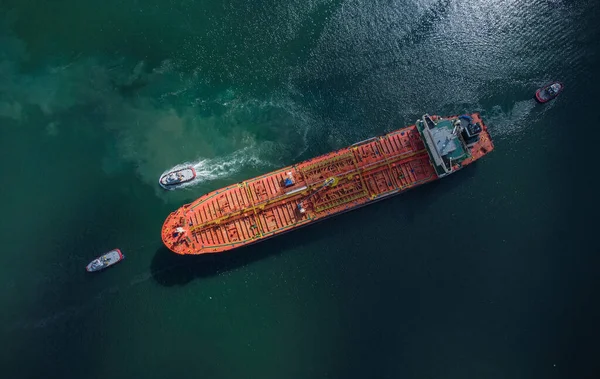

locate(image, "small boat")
(535, 81), (564, 103)
(86, 249), (125, 272)
(159, 166), (196, 189)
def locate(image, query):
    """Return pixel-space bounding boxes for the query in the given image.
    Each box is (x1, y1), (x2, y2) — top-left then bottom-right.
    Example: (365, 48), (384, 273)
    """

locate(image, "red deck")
(161, 113), (493, 254)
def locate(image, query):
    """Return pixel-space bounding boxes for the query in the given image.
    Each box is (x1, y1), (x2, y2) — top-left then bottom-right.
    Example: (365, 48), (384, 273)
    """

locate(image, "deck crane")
(296, 177), (336, 214)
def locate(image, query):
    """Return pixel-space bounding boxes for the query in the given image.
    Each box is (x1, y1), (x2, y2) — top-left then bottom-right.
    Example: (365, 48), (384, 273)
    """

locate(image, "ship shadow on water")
(150, 245), (270, 287)
(150, 219), (332, 287)
(150, 163), (480, 286)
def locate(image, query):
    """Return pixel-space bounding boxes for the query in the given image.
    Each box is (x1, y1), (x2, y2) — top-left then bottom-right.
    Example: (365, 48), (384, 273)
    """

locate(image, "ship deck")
(162, 113), (493, 254)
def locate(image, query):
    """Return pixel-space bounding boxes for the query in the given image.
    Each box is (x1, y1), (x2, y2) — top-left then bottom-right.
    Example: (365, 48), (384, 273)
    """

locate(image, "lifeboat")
(535, 81), (564, 103)
(86, 249), (125, 272)
(159, 167), (196, 189)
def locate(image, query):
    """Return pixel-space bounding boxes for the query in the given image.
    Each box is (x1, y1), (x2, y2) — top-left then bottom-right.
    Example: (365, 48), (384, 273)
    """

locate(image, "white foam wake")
(159, 147), (266, 190)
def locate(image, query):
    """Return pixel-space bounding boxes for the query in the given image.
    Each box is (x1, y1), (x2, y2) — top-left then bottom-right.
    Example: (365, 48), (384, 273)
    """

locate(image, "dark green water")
(1, 0), (599, 378)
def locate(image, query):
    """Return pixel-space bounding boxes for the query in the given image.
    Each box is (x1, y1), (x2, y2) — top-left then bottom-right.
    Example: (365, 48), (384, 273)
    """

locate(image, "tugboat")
(535, 81), (564, 103)
(159, 166), (196, 189)
(86, 249), (125, 272)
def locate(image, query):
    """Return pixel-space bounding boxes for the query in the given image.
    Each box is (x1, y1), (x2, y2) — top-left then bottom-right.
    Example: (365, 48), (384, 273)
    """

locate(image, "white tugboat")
(86, 249), (125, 272)
(159, 167), (197, 189)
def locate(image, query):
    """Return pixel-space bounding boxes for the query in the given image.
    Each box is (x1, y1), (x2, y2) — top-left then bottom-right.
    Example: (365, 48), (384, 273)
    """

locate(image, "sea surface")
(1, 0), (599, 378)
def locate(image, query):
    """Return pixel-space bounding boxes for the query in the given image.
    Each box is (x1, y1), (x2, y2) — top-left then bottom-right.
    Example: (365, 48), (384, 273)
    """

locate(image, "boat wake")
(159, 147), (267, 190)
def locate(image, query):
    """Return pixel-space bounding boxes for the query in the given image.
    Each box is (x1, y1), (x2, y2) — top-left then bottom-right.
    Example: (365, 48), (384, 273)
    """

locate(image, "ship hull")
(161, 113), (494, 255)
